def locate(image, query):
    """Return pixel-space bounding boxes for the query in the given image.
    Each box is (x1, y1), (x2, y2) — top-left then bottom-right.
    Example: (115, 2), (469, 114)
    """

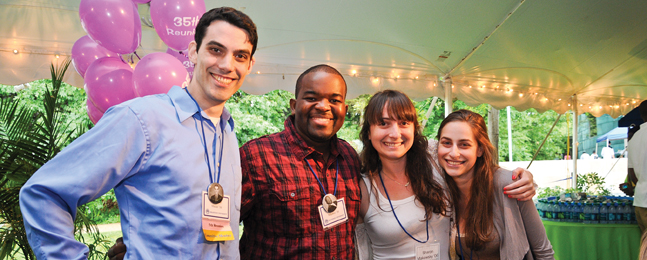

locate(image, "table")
(542, 220), (641, 260)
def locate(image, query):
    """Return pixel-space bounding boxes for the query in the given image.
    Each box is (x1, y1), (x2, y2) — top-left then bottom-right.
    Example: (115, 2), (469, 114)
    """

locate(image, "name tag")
(415, 243), (440, 260)
(201, 191), (233, 241)
(318, 198), (349, 230)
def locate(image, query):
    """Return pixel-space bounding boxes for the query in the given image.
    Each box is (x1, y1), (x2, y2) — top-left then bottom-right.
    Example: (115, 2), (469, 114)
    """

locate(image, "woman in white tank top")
(355, 90), (450, 260)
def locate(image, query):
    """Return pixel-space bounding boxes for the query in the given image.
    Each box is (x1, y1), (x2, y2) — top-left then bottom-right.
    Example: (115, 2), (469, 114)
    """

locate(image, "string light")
(13, 49), (18, 54)
(256, 71), (260, 74)
(519, 93), (524, 97)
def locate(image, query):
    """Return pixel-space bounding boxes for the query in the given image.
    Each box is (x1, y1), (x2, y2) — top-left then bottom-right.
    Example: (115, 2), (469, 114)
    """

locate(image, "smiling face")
(437, 121), (483, 181)
(289, 71), (348, 147)
(369, 103), (414, 163)
(187, 20), (255, 112)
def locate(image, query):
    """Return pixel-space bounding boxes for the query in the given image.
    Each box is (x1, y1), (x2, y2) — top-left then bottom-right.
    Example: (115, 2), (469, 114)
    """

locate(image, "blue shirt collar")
(167, 86), (235, 131)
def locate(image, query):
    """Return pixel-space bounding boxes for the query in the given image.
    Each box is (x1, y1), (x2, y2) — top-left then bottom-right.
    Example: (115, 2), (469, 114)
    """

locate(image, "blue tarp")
(596, 127), (628, 143)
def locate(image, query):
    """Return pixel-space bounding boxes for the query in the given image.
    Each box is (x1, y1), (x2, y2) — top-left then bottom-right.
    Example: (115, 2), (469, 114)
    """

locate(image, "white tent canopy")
(2, 0), (647, 117)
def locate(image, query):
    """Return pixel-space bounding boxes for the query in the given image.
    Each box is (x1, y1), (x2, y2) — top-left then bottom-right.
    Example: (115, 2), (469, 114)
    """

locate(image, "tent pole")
(422, 97), (439, 127)
(507, 106), (513, 161)
(444, 77), (453, 117)
(572, 95), (578, 189)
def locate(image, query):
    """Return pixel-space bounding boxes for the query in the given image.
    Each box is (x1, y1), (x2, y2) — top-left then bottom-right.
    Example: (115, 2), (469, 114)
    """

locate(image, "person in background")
(620, 123), (641, 197)
(627, 100), (647, 232)
(580, 152), (590, 160)
(591, 151), (599, 159)
(22, 7), (257, 259)
(601, 144), (615, 159)
(355, 91), (538, 260)
(437, 109), (554, 259)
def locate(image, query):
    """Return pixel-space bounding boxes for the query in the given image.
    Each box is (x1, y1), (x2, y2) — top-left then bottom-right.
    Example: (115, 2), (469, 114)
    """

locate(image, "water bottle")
(599, 203), (608, 224)
(545, 201), (554, 221)
(551, 202), (560, 221)
(622, 203), (632, 224)
(585, 203), (593, 224)
(565, 202), (574, 222)
(537, 199), (546, 220)
(576, 202), (584, 223)
(631, 201), (637, 224)
(591, 203), (599, 224)
(609, 202), (618, 224)
(557, 202), (566, 222)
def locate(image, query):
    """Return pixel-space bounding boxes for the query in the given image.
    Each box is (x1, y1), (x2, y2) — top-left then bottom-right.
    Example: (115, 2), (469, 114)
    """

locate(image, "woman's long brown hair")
(359, 90), (448, 219)
(436, 109), (498, 251)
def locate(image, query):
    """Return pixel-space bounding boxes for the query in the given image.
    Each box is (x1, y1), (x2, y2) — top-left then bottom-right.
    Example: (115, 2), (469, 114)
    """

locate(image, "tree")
(497, 107), (569, 162)
(225, 90), (292, 146)
(0, 60), (109, 259)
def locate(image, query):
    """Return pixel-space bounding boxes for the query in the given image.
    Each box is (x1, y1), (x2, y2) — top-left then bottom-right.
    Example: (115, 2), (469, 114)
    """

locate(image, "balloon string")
(120, 55), (127, 64)
(134, 51), (141, 61)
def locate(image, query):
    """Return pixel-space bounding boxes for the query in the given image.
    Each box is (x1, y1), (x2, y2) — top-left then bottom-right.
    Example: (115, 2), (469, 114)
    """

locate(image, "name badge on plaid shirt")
(318, 197), (349, 230)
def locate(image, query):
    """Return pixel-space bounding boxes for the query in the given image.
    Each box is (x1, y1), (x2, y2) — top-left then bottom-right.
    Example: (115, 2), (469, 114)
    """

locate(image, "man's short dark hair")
(194, 7), (258, 56)
(639, 100), (647, 121)
(295, 64), (347, 98)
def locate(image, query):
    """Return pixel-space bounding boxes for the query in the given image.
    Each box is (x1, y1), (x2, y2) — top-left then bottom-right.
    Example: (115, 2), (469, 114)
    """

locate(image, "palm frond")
(0, 58), (107, 260)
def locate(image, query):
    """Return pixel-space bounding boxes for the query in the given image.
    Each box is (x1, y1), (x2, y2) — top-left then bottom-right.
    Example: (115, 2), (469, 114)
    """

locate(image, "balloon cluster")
(72, 0), (205, 124)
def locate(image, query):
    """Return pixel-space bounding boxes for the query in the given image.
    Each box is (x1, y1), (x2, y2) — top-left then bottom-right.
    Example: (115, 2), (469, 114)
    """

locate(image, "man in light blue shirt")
(19, 7), (257, 259)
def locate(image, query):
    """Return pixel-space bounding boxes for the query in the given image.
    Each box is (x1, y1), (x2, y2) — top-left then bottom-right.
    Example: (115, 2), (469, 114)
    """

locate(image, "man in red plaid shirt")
(239, 64), (360, 259)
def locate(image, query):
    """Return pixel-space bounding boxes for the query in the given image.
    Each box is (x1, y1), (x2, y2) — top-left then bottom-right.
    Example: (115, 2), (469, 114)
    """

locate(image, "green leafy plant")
(576, 172), (611, 196)
(537, 172), (610, 199)
(82, 190), (121, 224)
(0, 59), (110, 259)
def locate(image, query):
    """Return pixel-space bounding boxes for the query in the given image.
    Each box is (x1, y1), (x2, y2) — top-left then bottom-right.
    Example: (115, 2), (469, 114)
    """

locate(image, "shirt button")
(290, 192), (295, 197)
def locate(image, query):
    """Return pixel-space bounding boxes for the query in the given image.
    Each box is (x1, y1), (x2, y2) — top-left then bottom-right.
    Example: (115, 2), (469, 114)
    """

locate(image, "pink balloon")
(86, 98), (105, 124)
(79, 0), (142, 54)
(71, 36), (119, 78)
(150, 0), (206, 51)
(85, 57), (138, 112)
(166, 48), (194, 78)
(134, 52), (188, 96)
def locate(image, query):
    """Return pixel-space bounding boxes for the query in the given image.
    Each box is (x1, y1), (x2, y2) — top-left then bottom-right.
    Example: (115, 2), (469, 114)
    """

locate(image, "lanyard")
(305, 159), (339, 196)
(377, 170), (429, 243)
(184, 88), (224, 184)
(456, 222), (473, 260)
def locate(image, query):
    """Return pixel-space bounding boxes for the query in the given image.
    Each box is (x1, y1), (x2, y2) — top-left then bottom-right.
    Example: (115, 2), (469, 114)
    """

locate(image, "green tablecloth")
(542, 220), (641, 260)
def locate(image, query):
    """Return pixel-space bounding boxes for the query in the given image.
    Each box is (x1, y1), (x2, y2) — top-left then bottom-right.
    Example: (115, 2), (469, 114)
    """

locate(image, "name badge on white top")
(318, 197), (349, 230)
(415, 243), (440, 260)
